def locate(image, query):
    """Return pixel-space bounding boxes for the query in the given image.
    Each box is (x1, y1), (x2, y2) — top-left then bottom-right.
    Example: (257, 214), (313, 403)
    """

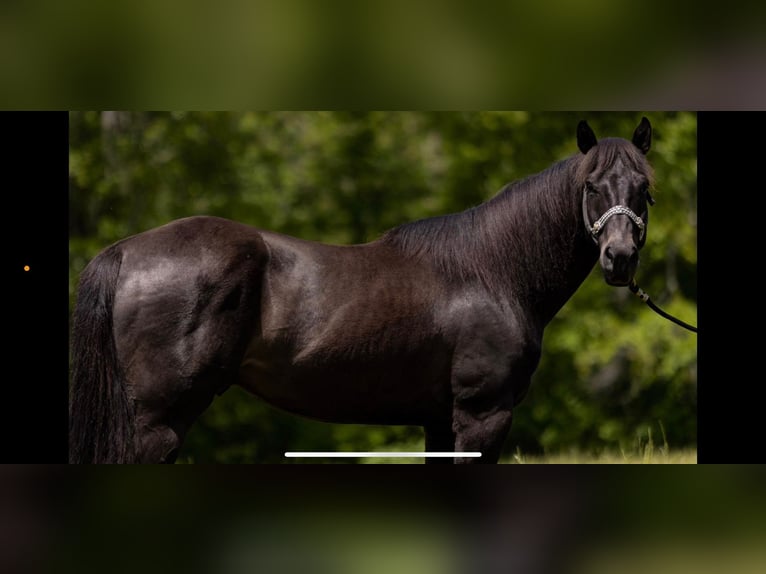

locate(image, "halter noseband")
(582, 186), (646, 245)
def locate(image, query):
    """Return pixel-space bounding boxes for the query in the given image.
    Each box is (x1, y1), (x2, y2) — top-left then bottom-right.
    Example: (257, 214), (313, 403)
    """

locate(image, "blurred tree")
(69, 111), (697, 462)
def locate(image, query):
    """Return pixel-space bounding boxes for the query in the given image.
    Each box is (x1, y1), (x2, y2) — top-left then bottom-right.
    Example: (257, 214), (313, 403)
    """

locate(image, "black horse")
(70, 118), (654, 463)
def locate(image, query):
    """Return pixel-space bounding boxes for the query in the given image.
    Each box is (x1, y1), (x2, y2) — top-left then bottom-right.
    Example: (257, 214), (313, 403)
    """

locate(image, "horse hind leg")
(126, 308), (257, 463)
(127, 338), (249, 464)
(134, 420), (183, 463)
(118, 273), (264, 463)
(124, 358), (205, 464)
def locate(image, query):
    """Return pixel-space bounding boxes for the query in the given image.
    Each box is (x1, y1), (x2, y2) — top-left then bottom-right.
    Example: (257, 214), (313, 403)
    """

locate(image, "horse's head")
(577, 117), (654, 286)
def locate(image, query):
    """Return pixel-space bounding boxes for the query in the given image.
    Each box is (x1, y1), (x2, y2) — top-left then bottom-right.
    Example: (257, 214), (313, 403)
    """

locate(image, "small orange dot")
(23, 265), (30, 272)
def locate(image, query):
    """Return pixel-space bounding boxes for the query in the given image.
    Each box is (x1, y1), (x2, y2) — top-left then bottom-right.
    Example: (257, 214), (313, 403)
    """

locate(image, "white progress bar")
(285, 452), (481, 458)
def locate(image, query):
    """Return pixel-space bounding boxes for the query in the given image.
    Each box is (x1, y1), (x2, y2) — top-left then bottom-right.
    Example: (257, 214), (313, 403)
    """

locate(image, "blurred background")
(4, 466), (765, 574)
(3, 2), (765, 108)
(69, 111), (696, 463)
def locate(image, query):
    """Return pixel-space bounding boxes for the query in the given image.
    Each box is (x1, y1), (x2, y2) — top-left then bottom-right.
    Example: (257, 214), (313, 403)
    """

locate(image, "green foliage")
(69, 111), (697, 462)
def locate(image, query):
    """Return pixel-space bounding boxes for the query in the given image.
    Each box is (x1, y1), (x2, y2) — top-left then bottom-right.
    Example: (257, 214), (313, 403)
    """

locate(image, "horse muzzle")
(600, 242), (639, 286)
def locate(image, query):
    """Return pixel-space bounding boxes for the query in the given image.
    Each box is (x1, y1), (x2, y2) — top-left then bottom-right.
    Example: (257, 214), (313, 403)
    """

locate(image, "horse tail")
(69, 245), (136, 463)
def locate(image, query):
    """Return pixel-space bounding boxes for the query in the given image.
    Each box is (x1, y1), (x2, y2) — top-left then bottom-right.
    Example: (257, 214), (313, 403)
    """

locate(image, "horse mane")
(381, 138), (654, 298)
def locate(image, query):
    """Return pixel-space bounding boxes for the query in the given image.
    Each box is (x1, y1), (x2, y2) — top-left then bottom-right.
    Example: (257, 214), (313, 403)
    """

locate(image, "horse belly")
(237, 341), (449, 425)
(237, 235), (452, 424)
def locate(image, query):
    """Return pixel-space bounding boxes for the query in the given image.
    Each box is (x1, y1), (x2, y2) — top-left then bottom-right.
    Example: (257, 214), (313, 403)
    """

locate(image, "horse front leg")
(451, 402), (514, 464)
(449, 346), (531, 464)
(423, 422), (456, 464)
(448, 326), (540, 463)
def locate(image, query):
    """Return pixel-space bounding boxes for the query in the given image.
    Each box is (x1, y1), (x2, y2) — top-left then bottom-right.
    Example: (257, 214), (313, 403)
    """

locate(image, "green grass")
(503, 448), (696, 464)
(504, 425), (696, 463)
(181, 421), (697, 463)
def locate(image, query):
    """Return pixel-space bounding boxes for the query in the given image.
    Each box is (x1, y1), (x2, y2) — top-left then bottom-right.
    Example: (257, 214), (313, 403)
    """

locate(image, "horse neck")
(473, 158), (598, 325)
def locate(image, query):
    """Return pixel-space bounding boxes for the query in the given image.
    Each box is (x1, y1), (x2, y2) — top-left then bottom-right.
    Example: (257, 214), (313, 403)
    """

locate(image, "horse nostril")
(605, 246), (614, 261)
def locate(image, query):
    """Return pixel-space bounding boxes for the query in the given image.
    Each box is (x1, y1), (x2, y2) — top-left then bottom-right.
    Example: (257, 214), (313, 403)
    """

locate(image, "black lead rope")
(628, 280), (698, 333)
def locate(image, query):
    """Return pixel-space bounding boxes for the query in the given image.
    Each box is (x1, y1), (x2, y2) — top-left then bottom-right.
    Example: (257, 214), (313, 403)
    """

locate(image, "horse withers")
(69, 118), (654, 463)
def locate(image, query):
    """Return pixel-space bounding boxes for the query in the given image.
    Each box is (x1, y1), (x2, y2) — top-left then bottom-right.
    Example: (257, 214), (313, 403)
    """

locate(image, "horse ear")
(632, 116), (652, 154)
(577, 120), (598, 154)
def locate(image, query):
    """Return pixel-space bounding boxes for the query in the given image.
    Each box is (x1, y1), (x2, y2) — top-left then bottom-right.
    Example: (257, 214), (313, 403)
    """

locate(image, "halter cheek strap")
(582, 187), (646, 244)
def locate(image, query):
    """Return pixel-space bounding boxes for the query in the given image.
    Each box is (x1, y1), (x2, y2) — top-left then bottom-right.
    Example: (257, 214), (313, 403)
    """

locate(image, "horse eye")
(586, 182), (598, 194)
(639, 182), (655, 206)
(636, 182), (654, 206)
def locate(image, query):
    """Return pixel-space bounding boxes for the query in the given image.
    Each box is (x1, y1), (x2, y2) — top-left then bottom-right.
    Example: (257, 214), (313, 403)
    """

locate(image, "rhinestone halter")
(582, 187), (646, 245)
